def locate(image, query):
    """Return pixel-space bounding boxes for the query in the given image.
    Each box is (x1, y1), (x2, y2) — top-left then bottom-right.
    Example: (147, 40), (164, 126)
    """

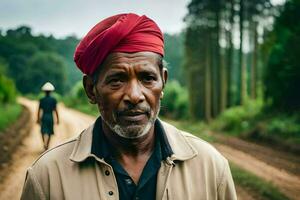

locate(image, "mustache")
(115, 105), (151, 116)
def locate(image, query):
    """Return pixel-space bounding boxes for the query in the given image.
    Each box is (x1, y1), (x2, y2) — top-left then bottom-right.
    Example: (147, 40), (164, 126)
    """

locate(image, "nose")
(123, 80), (145, 105)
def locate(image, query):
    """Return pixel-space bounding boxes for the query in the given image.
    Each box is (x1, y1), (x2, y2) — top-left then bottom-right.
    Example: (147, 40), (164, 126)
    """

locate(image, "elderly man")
(21, 13), (237, 200)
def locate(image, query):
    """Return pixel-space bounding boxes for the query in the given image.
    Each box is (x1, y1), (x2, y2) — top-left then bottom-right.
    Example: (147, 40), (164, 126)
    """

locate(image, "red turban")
(74, 13), (164, 75)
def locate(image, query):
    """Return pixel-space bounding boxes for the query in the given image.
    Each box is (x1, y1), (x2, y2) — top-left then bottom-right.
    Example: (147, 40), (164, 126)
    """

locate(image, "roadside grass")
(0, 103), (22, 132)
(211, 99), (300, 153)
(230, 163), (289, 200)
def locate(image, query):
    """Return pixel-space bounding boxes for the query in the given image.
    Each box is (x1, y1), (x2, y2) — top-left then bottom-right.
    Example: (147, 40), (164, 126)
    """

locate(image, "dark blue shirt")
(39, 95), (57, 115)
(91, 117), (173, 200)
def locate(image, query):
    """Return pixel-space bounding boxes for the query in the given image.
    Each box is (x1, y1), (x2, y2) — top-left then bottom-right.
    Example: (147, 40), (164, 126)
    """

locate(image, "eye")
(108, 78), (123, 86)
(105, 76), (126, 88)
(144, 75), (156, 82)
(141, 73), (157, 84)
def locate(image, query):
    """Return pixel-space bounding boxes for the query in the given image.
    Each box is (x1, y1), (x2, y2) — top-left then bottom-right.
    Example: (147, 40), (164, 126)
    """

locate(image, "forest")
(0, 0), (299, 150)
(0, 0), (300, 199)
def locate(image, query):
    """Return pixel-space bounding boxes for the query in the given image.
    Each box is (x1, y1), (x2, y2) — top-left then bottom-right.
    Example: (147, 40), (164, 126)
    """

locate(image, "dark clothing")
(39, 95), (57, 135)
(91, 117), (173, 200)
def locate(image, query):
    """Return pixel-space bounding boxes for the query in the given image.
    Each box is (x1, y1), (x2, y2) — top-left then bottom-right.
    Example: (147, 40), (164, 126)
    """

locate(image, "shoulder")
(51, 96), (57, 101)
(48, 96), (57, 103)
(39, 97), (46, 102)
(182, 130), (227, 165)
(161, 121), (232, 187)
(30, 138), (77, 172)
(161, 120), (227, 166)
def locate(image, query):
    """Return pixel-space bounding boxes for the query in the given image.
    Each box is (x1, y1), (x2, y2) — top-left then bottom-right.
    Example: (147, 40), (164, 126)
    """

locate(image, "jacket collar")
(69, 119), (197, 163)
(160, 121), (198, 161)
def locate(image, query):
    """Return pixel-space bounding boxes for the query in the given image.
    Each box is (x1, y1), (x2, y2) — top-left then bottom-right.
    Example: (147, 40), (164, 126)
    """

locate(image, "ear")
(162, 67), (168, 88)
(160, 68), (168, 99)
(83, 75), (97, 104)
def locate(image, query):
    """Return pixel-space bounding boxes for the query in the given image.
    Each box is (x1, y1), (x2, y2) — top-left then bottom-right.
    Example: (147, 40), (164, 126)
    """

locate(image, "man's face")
(89, 52), (166, 139)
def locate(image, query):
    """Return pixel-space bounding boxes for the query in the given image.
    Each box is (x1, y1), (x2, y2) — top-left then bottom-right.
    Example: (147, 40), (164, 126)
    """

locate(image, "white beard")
(101, 104), (160, 139)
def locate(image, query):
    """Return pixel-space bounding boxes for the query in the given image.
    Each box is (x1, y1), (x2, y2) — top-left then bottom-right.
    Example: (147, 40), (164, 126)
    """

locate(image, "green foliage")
(63, 81), (99, 116)
(22, 52), (67, 94)
(212, 99), (300, 150)
(160, 81), (189, 119)
(230, 163), (289, 200)
(265, 115), (300, 139)
(264, 0), (300, 112)
(164, 33), (186, 85)
(71, 81), (88, 103)
(212, 100), (263, 134)
(252, 114), (300, 149)
(0, 60), (17, 104)
(0, 26), (80, 94)
(0, 103), (22, 132)
(0, 75), (17, 104)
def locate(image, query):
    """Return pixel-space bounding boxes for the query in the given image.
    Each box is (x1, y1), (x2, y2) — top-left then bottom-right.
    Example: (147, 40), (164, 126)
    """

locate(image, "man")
(21, 13), (237, 200)
(37, 82), (59, 150)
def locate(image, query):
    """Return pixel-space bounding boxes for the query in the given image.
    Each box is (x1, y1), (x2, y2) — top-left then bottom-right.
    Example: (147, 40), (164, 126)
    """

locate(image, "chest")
(48, 160), (218, 200)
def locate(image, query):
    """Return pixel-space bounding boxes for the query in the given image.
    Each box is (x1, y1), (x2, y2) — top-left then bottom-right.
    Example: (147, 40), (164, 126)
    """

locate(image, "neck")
(101, 121), (156, 157)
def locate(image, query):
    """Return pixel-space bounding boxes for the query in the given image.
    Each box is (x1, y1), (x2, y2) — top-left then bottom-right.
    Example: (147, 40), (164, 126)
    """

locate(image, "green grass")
(230, 163), (289, 200)
(0, 103), (22, 132)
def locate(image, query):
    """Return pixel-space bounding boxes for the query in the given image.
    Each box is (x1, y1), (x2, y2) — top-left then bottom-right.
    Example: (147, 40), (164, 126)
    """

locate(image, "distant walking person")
(37, 82), (59, 150)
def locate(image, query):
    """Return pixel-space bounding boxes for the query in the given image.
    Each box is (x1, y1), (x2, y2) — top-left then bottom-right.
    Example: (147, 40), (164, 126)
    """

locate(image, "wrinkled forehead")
(94, 52), (161, 78)
(104, 51), (159, 66)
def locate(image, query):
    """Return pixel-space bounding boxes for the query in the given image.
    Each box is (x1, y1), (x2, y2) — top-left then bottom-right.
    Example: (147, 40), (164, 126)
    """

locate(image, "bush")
(160, 80), (189, 119)
(64, 81), (98, 116)
(212, 100), (263, 134)
(256, 114), (300, 148)
(0, 74), (17, 104)
(0, 103), (22, 132)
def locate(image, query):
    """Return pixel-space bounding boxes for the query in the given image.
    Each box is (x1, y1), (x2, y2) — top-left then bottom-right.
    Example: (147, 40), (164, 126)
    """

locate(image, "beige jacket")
(21, 120), (237, 200)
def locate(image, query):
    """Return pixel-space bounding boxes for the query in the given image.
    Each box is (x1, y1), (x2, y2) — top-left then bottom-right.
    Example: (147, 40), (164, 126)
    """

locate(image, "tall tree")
(226, 0), (236, 107)
(264, 0), (300, 112)
(237, 0), (245, 105)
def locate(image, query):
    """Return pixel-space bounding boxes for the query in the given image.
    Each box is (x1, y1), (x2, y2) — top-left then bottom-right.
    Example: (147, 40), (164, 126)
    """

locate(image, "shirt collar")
(91, 117), (173, 161)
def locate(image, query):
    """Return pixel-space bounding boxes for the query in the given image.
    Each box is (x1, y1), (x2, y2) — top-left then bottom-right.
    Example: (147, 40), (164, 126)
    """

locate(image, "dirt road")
(0, 98), (299, 200)
(0, 98), (95, 200)
(216, 144), (300, 200)
(215, 135), (300, 200)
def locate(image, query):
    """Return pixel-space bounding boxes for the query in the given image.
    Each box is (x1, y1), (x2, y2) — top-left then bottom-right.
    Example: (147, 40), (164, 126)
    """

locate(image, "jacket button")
(108, 191), (114, 195)
(105, 170), (110, 176)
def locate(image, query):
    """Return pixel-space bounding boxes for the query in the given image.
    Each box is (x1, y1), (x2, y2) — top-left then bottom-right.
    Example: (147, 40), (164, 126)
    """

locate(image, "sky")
(0, 0), (285, 38)
(0, 0), (189, 38)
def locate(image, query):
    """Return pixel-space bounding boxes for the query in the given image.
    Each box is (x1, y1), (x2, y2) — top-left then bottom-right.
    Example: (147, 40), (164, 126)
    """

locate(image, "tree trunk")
(205, 32), (212, 122)
(220, 49), (227, 112)
(238, 0), (244, 105)
(227, 0), (235, 107)
(211, 1), (221, 117)
(251, 21), (258, 99)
